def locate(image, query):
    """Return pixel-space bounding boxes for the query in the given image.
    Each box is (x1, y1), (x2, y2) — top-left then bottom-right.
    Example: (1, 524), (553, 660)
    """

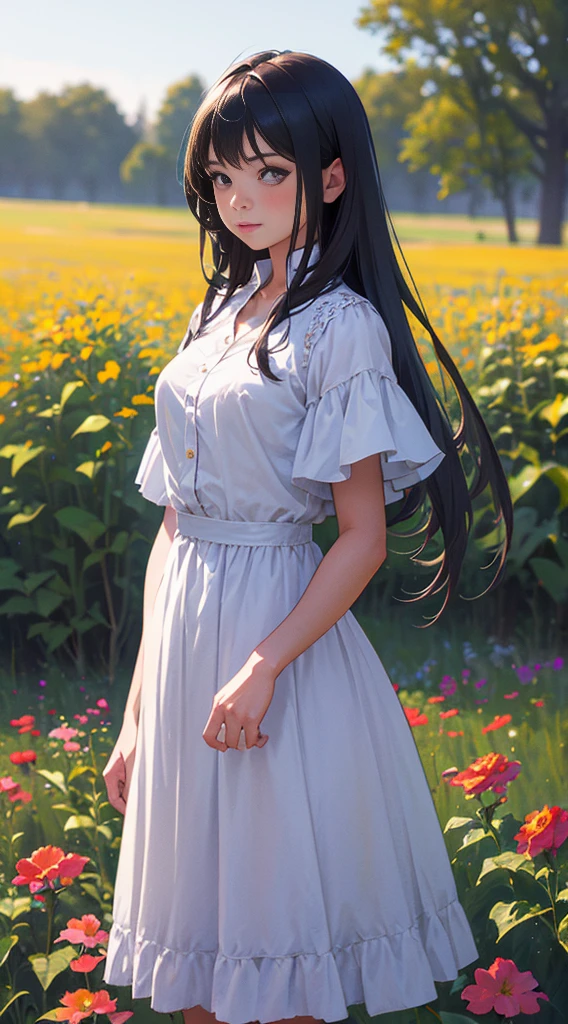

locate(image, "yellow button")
(185, 448), (195, 459)
(200, 364), (207, 372)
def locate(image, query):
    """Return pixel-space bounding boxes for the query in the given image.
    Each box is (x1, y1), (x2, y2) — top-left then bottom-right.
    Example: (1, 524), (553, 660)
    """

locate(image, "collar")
(252, 241), (321, 290)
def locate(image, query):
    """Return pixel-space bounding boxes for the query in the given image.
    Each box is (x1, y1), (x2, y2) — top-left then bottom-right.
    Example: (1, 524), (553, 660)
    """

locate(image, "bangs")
(189, 75), (296, 193)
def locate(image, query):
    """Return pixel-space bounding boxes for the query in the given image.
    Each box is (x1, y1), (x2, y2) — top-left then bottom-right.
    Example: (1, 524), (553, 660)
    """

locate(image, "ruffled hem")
(134, 427), (169, 506)
(102, 898), (478, 1021)
(291, 368), (446, 506)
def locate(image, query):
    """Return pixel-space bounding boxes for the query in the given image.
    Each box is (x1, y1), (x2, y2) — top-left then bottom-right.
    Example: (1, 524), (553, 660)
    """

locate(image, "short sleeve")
(291, 298), (446, 506)
(134, 427), (169, 506)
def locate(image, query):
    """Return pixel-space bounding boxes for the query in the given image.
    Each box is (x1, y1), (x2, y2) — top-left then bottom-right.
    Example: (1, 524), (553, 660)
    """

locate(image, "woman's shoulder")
(295, 281), (391, 370)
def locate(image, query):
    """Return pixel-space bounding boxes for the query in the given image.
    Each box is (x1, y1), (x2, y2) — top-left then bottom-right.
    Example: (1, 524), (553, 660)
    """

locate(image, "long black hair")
(179, 49), (513, 622)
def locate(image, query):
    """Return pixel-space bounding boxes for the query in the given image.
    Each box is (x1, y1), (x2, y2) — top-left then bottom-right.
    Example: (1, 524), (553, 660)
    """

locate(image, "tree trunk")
(538, 112), (566, 245)
(501, 182), (518, 243)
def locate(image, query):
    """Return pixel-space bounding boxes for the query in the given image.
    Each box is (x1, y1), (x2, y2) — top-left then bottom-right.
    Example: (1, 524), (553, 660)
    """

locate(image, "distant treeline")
(2, 0), (567, 246)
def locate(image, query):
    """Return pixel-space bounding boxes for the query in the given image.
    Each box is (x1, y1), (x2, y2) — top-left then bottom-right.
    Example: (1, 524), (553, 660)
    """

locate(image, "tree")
(0, 90), (28, 194)
(357, 0), (568, 244)
(155, 75), (206, 165)
(56, 84), (137, 201)
(120, 142), (171, 205)
(353, 64), (437, 210)
(400, 82), (534, 240)
(20, 91), (70, 198)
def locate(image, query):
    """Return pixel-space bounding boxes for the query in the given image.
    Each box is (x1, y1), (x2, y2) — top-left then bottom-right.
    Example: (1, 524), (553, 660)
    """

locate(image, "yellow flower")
(97, 360), (121, 383)
(0, 414), (5, 425)
(0, 381), (17, 399)
(114, 407), (138, 418)
(131, 394), (154, 405)
(100, 441), (112, 453)
(51, 352), (71, 370)
(80, 345), (94, 360)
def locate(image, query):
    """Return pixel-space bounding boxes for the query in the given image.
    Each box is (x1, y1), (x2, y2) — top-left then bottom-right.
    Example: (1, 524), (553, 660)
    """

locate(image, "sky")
(1, 0), (393, 125)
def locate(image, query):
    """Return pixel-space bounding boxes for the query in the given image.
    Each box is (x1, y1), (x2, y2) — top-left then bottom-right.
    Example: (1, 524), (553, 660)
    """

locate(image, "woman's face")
(205, 129), (308, 252)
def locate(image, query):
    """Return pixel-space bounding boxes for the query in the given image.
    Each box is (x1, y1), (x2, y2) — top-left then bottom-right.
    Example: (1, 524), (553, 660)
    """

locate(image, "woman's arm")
(253, 452), (387, 675)
(122, 504), (178, 727)
(202, 454), (387, 751)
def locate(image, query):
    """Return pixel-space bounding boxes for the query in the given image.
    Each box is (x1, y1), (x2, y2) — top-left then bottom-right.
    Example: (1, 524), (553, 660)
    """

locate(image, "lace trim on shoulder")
(301, 293), (369, 369)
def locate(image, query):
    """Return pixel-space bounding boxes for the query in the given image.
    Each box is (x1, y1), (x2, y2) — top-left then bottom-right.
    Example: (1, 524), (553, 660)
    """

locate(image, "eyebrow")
(205, 152), (280, 168)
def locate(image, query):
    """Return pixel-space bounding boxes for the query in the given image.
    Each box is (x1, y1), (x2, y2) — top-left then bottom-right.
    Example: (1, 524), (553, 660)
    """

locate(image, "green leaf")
(82, 550), (105, 571)
(96, 824), (113, 841)
(12, 445), (45, 477)
(47, 548), (75, 570)
(7, 504), (46, 528)
(444, 816), (476, 833)
(46, 625), (72, 653)
(69, 614), (98, 635)
(529, 556), (568, 603)
(60, 380), (84, 411)
(70, 414), (110, 438)
(0, 570), (26, 594)
(557, 887), (568, 902)
(22, 571), (56, 595)
(508, 465), (542, 504)
(63, 814), (96, 831)
(0, 896), (31, 921)
(489, 899), (552, 941)
(34, 589), (65, 618)
(67, 765), (96, 782)
(28, 946), (77, 990)
(559, 912), (568, 953)
(0, 990), (31, 1017)
(75, 460), (103, 479)
(109, 530), (129, 554)
(54, 507), (106, 547)
(545, 466), (568, 510)
(0, 934), (19, 968)
(0, 445), (21, 458)
(0, 596), (34, 615)
(477, 851), (534, 884)
(35, 770), (67, 794)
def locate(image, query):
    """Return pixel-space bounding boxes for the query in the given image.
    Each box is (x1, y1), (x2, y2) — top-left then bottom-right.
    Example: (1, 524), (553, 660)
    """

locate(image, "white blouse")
(135, 243), (446, 523)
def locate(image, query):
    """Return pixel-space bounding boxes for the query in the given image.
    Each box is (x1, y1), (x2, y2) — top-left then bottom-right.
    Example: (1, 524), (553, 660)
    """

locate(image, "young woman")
(102, 50), (512, 1024)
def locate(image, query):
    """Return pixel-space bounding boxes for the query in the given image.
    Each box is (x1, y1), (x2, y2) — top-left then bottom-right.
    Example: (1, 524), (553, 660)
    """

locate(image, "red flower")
(445, 752), (521, 797)
(440, 708), (459, 719)
(12, 846), (90, 892)
(404, 707), (428, 727)
(10, 750), (36, 764)
(461, 957), (548, 1015)
(10, 715), (35, 733)
(53, 988), (118, 1022)
(447, 730), (464, 738)
(534, 699), (545, 708)
(427, 695), (445, 704)
(515, 805), (568, 858)
(481, 713), (512, 734)
(69, 954), (107, 973)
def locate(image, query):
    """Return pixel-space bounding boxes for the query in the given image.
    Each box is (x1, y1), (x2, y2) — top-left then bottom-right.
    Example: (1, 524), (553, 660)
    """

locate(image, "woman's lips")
(237, 223), (262, 232)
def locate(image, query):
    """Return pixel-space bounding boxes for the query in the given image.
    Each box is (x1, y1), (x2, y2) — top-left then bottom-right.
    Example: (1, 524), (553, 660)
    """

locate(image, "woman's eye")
(260, 167), (289, 184)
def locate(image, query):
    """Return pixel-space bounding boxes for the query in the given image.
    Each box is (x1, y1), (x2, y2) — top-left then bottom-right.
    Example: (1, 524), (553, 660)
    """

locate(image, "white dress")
(102, 243), (478, 1022)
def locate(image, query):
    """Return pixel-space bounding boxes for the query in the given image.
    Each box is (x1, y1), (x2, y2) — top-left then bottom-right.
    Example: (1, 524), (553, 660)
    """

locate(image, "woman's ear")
(322, 158), (346, 204)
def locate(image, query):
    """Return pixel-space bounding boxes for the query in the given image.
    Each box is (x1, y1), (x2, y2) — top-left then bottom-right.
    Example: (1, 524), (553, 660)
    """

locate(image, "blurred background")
(0, 6), (567, 1021)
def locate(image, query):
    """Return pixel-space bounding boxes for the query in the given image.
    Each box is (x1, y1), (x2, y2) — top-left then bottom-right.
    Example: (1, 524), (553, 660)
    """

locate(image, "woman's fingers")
(208, 720), (269, 751)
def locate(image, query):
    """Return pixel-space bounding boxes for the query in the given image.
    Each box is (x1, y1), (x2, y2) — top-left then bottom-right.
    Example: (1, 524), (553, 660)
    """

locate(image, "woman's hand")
(202, 652), (274, 751)
(102, 716), (138, 814)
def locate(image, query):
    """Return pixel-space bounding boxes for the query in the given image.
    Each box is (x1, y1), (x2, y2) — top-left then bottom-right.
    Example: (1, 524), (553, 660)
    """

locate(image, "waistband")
(175, 510), (313, 546)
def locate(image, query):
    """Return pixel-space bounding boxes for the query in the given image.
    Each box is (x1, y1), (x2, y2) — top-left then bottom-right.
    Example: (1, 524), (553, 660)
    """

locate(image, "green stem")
(544, 869), (559, 940)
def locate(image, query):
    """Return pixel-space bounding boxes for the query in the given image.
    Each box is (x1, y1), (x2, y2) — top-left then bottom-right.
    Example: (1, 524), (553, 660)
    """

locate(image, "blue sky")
(1, 0), (392, 124)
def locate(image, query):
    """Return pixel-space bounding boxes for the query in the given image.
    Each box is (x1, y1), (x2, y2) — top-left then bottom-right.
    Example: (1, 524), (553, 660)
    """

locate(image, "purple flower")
(475, 678), (487, 689)
(516, 665), (534, 685)
(440, 675), (457, 697)
(553, 657), (564, 671)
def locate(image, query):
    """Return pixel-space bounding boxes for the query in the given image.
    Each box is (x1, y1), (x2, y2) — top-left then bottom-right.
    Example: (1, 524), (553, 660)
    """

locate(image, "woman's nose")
(229, 190), (252, 210)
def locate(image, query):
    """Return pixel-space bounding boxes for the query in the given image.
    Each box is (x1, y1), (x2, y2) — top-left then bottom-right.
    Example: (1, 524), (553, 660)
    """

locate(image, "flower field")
(0, 198), (567, 1023)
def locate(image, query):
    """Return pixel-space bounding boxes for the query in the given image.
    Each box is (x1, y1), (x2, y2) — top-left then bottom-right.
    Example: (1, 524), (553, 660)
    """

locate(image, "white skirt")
(102, 513), (478, 1022)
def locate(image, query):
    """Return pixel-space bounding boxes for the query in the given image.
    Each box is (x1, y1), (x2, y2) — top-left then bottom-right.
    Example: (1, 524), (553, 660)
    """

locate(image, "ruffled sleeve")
(291, 297), (446, 506)
(134, 427), (169, 506)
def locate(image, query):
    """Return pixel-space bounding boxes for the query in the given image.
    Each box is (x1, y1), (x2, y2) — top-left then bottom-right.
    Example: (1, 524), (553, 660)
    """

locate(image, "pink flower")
(504, 691), (519, 699)
(49, 726), (78, 741)
(515, 805), (568, 858)
(461, 957), (548, 1015)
